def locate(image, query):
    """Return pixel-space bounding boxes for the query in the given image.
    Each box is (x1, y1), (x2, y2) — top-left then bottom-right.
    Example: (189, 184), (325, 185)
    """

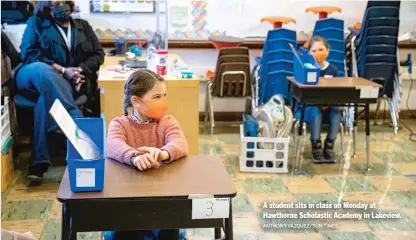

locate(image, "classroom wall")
(167, 48), (416, 113)
(74, 0), (416, 39)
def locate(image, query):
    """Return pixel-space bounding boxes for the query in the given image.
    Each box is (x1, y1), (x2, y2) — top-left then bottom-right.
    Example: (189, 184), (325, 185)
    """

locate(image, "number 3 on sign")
(192, 198), (230, 219)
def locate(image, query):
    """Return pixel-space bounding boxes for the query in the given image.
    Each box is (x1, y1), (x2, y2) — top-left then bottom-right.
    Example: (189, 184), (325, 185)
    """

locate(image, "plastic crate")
(1, 97), (11, 148)
(66, 118), (106, 193)
(239, 125), (289, 173)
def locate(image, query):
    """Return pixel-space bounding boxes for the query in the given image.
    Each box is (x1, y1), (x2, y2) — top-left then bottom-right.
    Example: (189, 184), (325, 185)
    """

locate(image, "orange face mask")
(137, 97), (168, 120)
(313, 50), (329, 63)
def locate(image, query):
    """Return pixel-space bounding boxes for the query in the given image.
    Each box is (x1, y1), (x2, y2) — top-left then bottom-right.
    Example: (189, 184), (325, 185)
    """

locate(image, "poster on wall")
(170, 6), (188, 26)
(89, 0), (155, 13)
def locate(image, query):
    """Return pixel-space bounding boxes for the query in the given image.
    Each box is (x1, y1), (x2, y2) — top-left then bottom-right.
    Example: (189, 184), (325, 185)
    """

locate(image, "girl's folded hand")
(133, 153), (160, 171)
(138, 147), (169, 162)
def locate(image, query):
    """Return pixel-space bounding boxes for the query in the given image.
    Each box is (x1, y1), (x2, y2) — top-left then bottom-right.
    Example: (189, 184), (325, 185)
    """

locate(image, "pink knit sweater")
(107, 115), (188, 165)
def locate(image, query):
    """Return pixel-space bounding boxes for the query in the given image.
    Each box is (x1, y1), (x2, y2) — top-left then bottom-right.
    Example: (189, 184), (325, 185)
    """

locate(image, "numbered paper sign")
(192, 198), (230, 219)
(76, 168), (95, 187)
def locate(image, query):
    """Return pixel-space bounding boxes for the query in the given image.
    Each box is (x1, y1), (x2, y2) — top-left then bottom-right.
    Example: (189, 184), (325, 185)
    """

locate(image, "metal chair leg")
(353, 126), (357, 158)
(340, 123), (345, 157)
(204, 83), (210, 123)
(207, 83), (215, 135)
(293, 121), (300, 157)
(388, 99), (398, 136)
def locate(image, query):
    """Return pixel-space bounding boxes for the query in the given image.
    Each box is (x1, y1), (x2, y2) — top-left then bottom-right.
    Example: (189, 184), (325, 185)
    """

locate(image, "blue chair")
(14, 93), (87, 137)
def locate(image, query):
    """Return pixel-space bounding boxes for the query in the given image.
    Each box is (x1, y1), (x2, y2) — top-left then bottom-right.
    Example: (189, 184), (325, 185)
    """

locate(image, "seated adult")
(15, 0), (104, 181)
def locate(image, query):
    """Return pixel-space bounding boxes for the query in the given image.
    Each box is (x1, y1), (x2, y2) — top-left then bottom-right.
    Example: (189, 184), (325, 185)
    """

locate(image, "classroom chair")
(205, 47), (251, 134)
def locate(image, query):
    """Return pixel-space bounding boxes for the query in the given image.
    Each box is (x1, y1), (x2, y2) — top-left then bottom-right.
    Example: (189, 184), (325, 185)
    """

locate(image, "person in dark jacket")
(15, 0), (104, 181)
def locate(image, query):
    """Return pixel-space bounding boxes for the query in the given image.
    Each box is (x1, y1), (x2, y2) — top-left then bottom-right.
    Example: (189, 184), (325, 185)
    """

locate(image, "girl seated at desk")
(106, 69), (188, 240)
(305, 36), (341, 164)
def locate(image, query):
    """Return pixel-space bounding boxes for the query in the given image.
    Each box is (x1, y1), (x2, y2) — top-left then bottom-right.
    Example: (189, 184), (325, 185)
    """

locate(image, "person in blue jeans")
(306, 36), (341, 163)
(15, 0), (104, 181)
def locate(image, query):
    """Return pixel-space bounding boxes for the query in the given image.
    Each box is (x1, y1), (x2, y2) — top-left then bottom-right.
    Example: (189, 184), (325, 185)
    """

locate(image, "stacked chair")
(308, 6), (346, 77)
(205, 47), (251, 134)
(257, 17), (297, 105)
(349, 0), (401, 135)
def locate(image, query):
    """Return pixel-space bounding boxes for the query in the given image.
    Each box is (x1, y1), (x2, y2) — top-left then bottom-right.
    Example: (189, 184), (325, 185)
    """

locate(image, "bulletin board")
(89, 0), (155, 13)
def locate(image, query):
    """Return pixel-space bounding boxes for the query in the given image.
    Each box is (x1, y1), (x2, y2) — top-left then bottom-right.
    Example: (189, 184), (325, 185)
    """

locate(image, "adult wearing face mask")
(15, 1), (104, 182)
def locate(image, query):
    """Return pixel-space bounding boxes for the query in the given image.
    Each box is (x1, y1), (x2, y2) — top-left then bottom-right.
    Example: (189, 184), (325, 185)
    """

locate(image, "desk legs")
(215, 227), (222, 239)
(353, 105), (358, 158)
(61, 203), (77, 240)
(365, 104), (371, 171)
(224, 201), (233, 240)
(295, 107), (306, 167)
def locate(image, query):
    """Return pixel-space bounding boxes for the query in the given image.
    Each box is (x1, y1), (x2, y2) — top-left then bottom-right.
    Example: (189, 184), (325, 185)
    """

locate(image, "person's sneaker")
(27, 163), (49, 183)
(324, 139), (336, 163)
(311, 140), (325, 164)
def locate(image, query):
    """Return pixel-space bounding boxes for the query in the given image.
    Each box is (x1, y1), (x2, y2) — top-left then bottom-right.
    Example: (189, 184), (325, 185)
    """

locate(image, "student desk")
(288, 77), (382, 170)
(57, 156), (237, 240)
(98, 55), (199, 155)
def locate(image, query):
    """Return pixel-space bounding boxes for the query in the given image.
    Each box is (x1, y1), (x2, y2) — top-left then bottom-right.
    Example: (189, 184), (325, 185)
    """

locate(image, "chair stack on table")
(205, 47), (251, 134)
(308, 6), (346, 77)
(257, 18), (297, 105)
(349, 0), (401, 134)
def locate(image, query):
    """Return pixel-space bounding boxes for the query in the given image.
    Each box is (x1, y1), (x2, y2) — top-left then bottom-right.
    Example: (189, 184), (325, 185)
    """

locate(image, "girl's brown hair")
(123, 69), (165, 116)
(308, 35), (330, 51)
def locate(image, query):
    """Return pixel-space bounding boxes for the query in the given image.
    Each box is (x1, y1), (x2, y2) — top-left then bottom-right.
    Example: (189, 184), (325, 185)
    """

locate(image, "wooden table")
(57, 156), (237, 240)
(288, 77), (382, 170)
(98, 54), (199, 155)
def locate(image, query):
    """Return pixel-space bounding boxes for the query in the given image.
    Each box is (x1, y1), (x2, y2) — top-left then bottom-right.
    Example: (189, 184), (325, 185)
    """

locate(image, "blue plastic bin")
(66, 118), (106, 193)
(291, 45), (320, 85)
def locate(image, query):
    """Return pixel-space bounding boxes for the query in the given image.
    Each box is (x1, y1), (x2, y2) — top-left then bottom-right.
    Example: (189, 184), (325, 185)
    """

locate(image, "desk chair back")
(212, 63), (251, 97)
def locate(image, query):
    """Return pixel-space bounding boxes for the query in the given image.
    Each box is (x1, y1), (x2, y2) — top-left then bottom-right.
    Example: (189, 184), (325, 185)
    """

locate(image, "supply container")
(239, 125), (290, 173)
(290, 43), (320, 85)
(66, 118), (106, 193)
(156, 49), (168, 76)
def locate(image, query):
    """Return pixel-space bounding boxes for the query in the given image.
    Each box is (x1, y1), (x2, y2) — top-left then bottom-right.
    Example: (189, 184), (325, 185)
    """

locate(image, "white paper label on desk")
(76, 168), (95, 187)
(307, 72), (317, 83)
(192, 198), (230, 219)
(358, 86), (379, 99)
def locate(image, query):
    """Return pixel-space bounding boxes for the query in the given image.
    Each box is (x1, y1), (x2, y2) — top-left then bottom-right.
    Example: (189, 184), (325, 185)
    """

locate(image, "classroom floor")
(2, 121), (416, 240)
